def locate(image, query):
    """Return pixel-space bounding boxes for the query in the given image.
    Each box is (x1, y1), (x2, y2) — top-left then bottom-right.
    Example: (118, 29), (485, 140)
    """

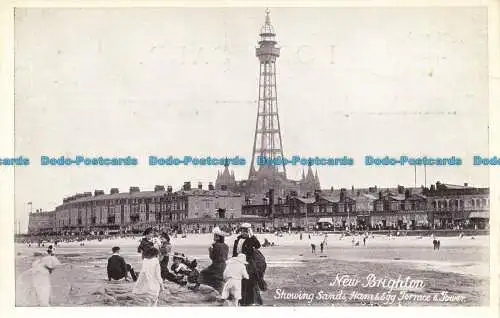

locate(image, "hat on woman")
(239, 223), (252, 229)
(143, 227), (154, 236)
(234, 253), (248, 265)
(212, 226), (229, 237)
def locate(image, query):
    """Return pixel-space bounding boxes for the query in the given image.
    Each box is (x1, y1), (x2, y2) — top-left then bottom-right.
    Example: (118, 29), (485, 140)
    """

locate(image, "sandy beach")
(15, 233), (489, 306)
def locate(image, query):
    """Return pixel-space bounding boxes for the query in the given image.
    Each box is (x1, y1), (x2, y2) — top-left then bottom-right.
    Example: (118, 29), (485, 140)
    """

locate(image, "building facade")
(27, 210), (55, 235)
(29, 182), (243, 235)
(241, 183), (490, 231)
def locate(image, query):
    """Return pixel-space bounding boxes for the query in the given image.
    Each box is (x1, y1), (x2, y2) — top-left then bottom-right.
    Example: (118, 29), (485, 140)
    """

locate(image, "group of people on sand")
(107, 222), (267, 306)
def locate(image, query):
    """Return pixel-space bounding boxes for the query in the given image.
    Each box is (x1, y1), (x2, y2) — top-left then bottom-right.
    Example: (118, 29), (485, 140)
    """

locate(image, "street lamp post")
(305, 203), (308, 233)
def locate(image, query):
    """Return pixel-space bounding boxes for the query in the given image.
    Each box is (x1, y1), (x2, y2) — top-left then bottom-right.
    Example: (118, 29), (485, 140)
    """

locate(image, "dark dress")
(232, 235), (264, 306)
(199, 242), (229, 292)
(137, 238), (154, 258)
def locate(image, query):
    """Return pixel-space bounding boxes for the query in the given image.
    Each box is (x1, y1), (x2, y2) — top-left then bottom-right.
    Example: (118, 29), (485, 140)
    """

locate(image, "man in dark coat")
(107, 246), (137, 281)
(232, 223), (266, 306)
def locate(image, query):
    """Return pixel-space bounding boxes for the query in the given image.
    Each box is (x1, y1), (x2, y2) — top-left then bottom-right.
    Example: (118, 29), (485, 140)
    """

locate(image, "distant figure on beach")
(107, 246), (137, 282)
(220, 253), (249, 306)
(133, 247), (164, 306)
(320, 242), (324, 253)
(363, 236), (367, 246)
(311, 243), (316, 253)
(16, 253), (62, 306)
(199, 227), (230, 293)
(300, 233), (303, 240)
(433, 239), (441, 250)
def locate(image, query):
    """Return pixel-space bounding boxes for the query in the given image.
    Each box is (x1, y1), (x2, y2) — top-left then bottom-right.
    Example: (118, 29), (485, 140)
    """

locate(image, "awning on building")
(468, 211), (489, 219)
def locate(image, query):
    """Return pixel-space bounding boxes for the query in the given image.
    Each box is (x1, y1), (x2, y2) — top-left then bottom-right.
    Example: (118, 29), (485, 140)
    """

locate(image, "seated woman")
(169, 253), (199, 287)
(198, 226), (229, 293)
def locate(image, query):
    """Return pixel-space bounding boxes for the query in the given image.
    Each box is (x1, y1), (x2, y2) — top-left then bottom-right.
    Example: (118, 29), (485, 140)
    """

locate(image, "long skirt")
(199, 262), (226, 293)
(239, 259), (262, 306)
(16, 267), (52, 306)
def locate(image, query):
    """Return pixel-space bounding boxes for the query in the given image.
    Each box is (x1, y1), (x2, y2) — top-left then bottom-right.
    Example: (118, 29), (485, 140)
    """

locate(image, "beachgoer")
(320, 242), (324, 253)
(199, 226), (230, 293)
(138, 228), (155, 258)
(311, 243), (316, 253)
(16, 254), (62, 306)
(363, 236), (367, 246)
(159, 232), (172, 280)
(107, 246), (137, 282)
(232, 223), (265, 306)
(133, 247), (164, 306)
(221, 253), (249, 306)
(170, 253), (191, 286)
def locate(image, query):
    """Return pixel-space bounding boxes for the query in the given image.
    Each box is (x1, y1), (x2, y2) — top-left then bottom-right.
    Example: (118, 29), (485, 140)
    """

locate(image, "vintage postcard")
(1, 0), (499, 314)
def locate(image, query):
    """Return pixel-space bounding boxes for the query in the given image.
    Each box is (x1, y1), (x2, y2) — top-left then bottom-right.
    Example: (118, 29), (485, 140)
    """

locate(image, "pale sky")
(14, 7), (489, 232)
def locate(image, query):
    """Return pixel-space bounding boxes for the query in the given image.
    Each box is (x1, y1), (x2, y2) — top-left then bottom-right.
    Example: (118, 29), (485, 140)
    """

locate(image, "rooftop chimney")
(183, 182), (191, 191)
(208, 182), (214, 191)
(198, 182), (203, 190)
(110, 188), (119, 195)
(167, 186), (173, 193)
(84, 192), (92, 197)
(94, 190), (105, 196)
(129, 186), (140, 193)
(464, 182), (468, 187)
(154, 185), (165, 192)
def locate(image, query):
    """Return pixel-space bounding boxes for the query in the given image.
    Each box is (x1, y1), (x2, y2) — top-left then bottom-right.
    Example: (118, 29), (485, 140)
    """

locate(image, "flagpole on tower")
(414, 165), (417, 188)
(424, 164), (427, 188)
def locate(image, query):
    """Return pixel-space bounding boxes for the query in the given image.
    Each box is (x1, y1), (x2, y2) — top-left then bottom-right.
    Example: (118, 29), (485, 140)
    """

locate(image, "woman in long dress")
(198, 226), (229, 293)
(133, 246), (164, 306)
(232, 223), (265, 306)
(16, 253), (62, 306)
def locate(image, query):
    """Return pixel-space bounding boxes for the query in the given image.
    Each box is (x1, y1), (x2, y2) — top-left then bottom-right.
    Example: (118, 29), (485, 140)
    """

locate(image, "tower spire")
(249, 9), (286, 178)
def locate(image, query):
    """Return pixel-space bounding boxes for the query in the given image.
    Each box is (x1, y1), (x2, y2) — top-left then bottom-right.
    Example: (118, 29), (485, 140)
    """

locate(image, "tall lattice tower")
(249, 9), (287, 179)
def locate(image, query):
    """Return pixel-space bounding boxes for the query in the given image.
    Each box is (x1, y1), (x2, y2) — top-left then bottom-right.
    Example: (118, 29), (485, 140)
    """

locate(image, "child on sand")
(220, 253), (249, 306)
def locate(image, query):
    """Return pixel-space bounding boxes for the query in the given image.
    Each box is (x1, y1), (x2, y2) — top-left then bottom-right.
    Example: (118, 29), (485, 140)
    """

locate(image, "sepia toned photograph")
(12, 6), (492, 307)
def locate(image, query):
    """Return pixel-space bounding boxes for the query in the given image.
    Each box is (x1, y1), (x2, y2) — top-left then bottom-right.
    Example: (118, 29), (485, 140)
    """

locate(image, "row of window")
(59, 198), (188, 209)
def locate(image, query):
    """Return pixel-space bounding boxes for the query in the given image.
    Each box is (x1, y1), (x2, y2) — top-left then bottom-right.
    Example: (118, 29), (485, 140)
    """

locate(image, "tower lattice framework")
(249, 9), (287, 179)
